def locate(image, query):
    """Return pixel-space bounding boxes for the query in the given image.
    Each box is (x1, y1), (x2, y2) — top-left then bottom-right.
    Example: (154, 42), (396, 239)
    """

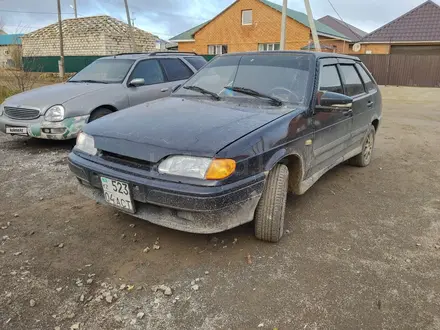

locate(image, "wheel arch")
(88, 105), (118, 122)
(265, 149), (305, 194)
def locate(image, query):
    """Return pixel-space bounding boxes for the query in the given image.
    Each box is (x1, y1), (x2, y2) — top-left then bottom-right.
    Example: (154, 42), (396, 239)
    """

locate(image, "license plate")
(6, 127), (28, 135)
(100, 177), (135, 213)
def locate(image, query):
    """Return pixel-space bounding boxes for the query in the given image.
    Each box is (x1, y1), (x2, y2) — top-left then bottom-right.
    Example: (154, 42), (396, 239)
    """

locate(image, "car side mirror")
(316, 91), (353, 110)
(128, 78), (145, 87)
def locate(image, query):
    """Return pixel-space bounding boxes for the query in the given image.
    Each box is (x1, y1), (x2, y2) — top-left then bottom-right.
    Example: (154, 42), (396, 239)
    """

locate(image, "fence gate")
(358, 54), (440, 88)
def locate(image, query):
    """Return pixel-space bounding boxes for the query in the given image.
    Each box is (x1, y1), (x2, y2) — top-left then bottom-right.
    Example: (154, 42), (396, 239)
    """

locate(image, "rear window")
(340, 65), (365, 97)
(356, 63), (376, 92)
(184, 57), (207, 70)
(159, 58), (193, 81)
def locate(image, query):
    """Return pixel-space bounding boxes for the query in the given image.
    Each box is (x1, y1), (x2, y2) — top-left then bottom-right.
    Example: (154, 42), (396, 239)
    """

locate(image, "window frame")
(355, 63), (377, 92)
(126, 59), (166, 86)
(241, 9), (253, 25)
(207, 44), (228, 55)
(318, 64), (344, 95)
(159, 58), (194, 82)
(337, 62), (367, 98)
(258, 43), (281, 51)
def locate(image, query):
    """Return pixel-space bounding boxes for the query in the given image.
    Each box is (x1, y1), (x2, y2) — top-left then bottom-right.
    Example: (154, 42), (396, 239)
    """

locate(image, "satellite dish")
(352, 43), (361, 52)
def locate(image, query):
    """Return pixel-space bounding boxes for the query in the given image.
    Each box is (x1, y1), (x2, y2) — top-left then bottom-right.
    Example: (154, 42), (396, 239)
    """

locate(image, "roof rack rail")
(115, 52), (148, 56)
(149, 51), (198, 56)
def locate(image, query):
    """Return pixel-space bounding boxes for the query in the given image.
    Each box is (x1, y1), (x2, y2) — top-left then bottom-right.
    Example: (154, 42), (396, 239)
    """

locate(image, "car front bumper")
(0, 115), (89, 140)
(68, 152), (266, 234)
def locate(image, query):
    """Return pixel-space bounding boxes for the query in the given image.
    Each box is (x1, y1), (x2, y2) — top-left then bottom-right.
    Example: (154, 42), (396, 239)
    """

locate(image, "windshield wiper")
(223, 86), (283, 106)
(69, 79), (109, 84)
(183, 85), (220, 101)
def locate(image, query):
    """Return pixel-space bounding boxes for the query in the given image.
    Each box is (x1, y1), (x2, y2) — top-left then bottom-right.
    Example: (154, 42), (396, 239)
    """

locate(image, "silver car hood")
(3, 82), (110, 112)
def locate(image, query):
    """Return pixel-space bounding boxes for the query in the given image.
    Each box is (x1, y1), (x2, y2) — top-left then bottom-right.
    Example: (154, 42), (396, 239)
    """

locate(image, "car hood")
(3, 82), (109, 112)
(84, 97), (292, 163)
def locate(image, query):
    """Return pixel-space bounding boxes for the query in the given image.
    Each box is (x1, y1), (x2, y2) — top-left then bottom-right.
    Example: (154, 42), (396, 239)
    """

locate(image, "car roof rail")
(149, 51), (198, 56)
(115, 52), (148, 56)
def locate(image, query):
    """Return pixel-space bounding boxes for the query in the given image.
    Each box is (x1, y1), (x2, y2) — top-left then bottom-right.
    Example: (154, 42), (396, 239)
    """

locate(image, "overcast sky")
(0, 0), (432, 39)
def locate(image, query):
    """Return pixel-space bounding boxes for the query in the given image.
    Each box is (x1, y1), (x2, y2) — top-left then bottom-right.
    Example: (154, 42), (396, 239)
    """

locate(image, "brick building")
(356, 0), (440, 55)
(22, 15), (156, 57)
(0, 34), (23, 68)
(170, 0), (353, 54)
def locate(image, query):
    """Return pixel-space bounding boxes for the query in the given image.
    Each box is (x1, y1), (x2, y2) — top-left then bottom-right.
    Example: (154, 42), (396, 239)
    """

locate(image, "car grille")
(100, 151), (153, 171)
(4, 107), (40, 120)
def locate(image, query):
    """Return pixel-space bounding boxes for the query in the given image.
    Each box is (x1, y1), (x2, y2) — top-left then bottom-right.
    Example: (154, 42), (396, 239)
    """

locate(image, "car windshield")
(176, 54), (312, 105)
(69, 59), (135, 84)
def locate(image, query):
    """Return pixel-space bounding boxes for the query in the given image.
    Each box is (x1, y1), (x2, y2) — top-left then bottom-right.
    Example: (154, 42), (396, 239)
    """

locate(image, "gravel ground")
(0, 86), (439, 330)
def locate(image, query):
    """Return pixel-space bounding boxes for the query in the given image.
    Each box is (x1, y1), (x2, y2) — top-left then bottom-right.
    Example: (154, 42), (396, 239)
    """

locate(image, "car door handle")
(160, 88), (169, 92)
(367, 101), (374, 108)
(343, 109), (353, 116)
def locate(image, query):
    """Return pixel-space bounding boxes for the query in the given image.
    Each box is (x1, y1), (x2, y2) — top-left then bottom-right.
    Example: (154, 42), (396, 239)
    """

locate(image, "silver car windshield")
(69, 59), (135, 84)
(176, 54), (312, 105)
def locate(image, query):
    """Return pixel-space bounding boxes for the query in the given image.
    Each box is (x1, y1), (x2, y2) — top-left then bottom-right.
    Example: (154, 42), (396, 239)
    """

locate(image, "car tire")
(89, 107), (113, 122)
(349, 124), (376, 167)
(254, 164), (289, 243)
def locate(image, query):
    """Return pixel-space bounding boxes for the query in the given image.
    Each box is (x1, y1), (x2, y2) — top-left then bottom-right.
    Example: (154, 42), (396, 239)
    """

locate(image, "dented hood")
(84, 97), (289, 163)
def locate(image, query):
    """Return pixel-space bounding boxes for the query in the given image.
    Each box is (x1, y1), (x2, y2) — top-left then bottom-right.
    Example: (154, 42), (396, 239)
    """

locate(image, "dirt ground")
(0, 86), (439, 330)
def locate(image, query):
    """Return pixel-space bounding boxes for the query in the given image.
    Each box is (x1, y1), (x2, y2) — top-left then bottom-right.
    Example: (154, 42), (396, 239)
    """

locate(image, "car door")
(158, 58), (195, 92)
(126, 59), (170, 107)
(354, 62), (379, 144)
(337, 59), (371, 152)
(311, 58), (353, 173)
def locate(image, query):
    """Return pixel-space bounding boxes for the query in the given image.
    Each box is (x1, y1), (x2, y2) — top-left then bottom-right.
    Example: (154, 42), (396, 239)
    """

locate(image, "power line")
(0, 9), (76, 15)
(326, 0), (360, 39)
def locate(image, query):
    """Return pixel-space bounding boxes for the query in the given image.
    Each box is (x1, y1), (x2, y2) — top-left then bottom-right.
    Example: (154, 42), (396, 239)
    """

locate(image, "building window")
(208, 45), (228, 55)
(258, 43), (280, 51)
(242, 10), (252, 25)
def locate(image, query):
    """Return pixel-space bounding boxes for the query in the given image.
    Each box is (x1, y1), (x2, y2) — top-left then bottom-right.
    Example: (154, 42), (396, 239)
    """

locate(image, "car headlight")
(158, 156), (236, 180)
(74, 132), (97, 156)
(45, 105), (65, 122)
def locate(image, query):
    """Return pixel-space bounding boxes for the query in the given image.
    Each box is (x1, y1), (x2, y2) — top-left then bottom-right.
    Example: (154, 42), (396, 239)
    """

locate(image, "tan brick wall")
(178, 0), (313, 53)
(345, 43), (391, 55)
(22, 32), (156, 56)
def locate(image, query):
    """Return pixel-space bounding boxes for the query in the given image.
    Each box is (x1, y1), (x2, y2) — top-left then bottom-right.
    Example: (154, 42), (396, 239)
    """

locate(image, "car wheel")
(349, 124), (376, 167)
(254, 164), (289, 243)
(89, 107), (113, 122)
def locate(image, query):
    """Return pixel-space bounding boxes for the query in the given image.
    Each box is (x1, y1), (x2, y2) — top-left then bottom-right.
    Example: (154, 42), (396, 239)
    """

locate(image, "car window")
(319, 65), (344, 94)
(129, 60), (164, 85)
(69, 59), (135, 83)
(184, 57), (207, 70)
(177, 54), (312, 105)
(160, 58), (193, 81)
(340, 65), (365, 96)
(356, 63), (376, 92)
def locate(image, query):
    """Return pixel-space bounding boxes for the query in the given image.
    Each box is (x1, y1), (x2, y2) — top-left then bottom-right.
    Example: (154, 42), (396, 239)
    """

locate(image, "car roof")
(220, 50), (360, 61)
(99, 52), (203, 60)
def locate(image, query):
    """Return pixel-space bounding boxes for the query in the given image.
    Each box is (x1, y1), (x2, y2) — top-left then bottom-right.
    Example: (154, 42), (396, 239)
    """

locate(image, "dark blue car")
(68, 51), (382, 242)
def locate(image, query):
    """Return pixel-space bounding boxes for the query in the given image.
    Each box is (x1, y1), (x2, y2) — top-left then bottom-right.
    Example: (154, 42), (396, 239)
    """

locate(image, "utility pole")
(57, 0), (65, 78)
(73, 0), (77, 18)
(304, 0), (321, 52)
(123, 0), (136, 52)
(280, 0), (287, 50)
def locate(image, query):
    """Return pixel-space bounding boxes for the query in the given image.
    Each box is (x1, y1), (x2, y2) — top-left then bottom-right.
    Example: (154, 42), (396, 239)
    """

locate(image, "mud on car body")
(68, 51), (382, 242)
(0, 52), (205, 140)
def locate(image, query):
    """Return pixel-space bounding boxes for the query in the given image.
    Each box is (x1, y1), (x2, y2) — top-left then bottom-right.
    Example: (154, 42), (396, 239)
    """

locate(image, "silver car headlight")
(74, 132), (97, 156)
(45, 105), (65, 122)
(158, 156), (236, 180)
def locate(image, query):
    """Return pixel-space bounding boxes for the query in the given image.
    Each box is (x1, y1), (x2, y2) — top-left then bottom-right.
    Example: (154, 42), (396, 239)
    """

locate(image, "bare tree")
(0, 24), (45, 93)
